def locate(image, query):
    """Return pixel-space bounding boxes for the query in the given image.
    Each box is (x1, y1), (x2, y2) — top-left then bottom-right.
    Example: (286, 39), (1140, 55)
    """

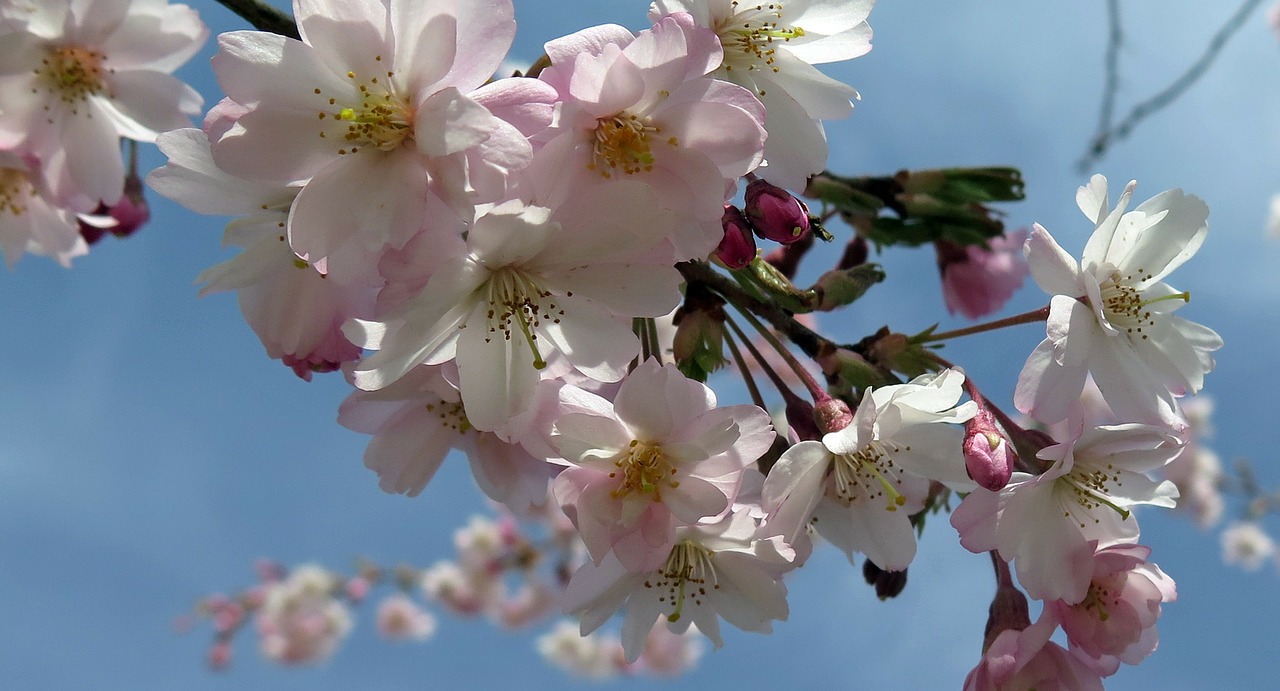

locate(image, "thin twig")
(1079, 0), (1265, 171)
(214, 0), (300, 39)
(1089, 0), (1123, 150)
(675, 260), (828, 359)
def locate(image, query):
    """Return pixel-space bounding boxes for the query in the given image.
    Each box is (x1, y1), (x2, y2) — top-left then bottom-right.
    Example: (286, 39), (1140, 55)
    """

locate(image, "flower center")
(1094, 269), (1189, 341)
(425, 399), (473, 434)
(314, 60), (413, 155)
(1059, 463), (1132, 526)
(1077, 579), (1116, 622)
(482, 267), (560, 370)
(588, 114), (660, 178)
(36, 45), (108, 109)
(0, 169), (33, 217)
(609, 440), (679, 500)
(720, 2), (805, 81)
(830, 441), (909, 511)
(651, 540), (719, 623)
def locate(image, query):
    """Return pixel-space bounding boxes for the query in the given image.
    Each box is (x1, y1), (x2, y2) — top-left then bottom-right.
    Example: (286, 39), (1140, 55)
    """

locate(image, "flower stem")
(722, 326), (768, 412)
(919, 305), (1051, 343)
(729, 303), (825, 402)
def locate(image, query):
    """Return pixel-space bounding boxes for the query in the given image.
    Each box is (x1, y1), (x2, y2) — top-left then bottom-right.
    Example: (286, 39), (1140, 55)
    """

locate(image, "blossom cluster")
(31, 0), (1229, 686)
(0, 0), (207, 266)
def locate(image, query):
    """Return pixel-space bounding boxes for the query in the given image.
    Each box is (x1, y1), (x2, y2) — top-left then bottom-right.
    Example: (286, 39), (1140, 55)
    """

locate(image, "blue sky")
(1, 0), (1278, 689)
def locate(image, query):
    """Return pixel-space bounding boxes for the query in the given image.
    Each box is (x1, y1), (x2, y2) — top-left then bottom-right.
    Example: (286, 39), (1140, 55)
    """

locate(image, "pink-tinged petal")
(1025, 223), (1082, 296)
(1015, 337), (1091, 424)
(469, 77), (557, 137)
(1046, 295), (1097, 367)
(295, 0), (390, 80)
(397, 0), (514, 91)
(363, 406), (454, 496)
(98, 71), (202, 139)
(950, 486), (1003, 554)
(211, 107), (342, 185)
(413, 87), (496, 158)
(664, 475), (729, 524)
(656, 93), (765, 178)
(469, 435), (553, 508)
(569, 45), (645, 117)
(288, 148), (427, 258)
(212, 31), (352, 110)
(468, 201), (552, 265)
(1117, 189), (1208, 285)
(552, 412), (630, 465)
(562, 556), (638, 634)
(612, 361), (713, 441)
(890, 422), (973, 490)
(760, 441), (829, 545)
(455, 314), (541, 434)
(544, 23), (635, 65)
(388, 12), (455, 97)
(101, 4), (207, 72)
(149, 129), (295, 215)
(350, 262), (487, 388)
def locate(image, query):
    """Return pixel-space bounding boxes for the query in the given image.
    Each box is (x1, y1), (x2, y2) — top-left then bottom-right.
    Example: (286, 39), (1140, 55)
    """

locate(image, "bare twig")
(214, 0), (300, 39)
(1078, 0), (1265, 171)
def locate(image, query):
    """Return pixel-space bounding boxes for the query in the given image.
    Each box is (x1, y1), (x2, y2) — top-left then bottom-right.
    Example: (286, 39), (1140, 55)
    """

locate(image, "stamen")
(588, 114), (661, 178)
(608, 441), (679, 500)
(35, 46), (109, 111)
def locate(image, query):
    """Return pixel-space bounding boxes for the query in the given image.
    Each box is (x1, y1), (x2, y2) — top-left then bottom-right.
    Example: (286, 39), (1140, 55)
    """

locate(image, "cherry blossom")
(255, 565), (353, 665)
(650, 0), (875, 190)
(528, 12), (766, 259)
(1220, 521), (1276, 572)
(0, 0), (206, 208)
(562, 510), (794, 661)
(761, 368), (977, 570)
(550, 359), (775, 570)
(937, 229), (1030, 321)
(1043, 543), (1176, 675)
(952, 420), (1182, 603)
(963, 613), (1104, 691)
(0, 149), (91, 267)
(1015, 175), (1222, 427)
(208, 0), (549, 261)
(347, 193), (684, 435)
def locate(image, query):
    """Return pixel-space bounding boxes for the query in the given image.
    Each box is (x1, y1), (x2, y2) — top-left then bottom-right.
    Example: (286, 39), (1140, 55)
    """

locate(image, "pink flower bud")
(745, 178), (810, 245)
(715, 205), (756, 268)
(813, 395), (853, 435)
(207, 641), (232, 670)
(963, 411), (1016, 491)
(345, 576), (370, 603)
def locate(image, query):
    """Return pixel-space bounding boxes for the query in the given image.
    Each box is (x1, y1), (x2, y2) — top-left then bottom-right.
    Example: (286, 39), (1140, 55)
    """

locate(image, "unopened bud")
(672, 284), (728, 382)
(715, 205), (756, 269)
(745, 178), (810, 244)
(813, 395), (853, 435)
(963, 411), (1016, 491)
(812, 264), (885, 311)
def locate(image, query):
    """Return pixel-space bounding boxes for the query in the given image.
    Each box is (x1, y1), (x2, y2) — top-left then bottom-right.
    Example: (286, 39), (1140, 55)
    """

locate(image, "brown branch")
(676, 260), (828, 359)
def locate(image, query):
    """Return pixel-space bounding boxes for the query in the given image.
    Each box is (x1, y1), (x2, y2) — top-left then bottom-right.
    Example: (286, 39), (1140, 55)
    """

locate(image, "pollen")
(0, 168), (34, 217)
(721, 2), (805, 80)
(608, 441), (679, 501)
(35, 45), (109, 111)
(588, 114), (660, 178)
(482, 267), (560, 369)
(1094, 269), (1188, 342)
(314, 76), (413, 153)
(425, 400), (473, 434)
(831, 440), (909, 511)
(647, 541), (718, 623)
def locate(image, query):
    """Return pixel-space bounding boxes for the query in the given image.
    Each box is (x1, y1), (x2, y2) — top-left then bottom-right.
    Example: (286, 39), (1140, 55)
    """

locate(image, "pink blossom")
(963, 614), (1104, 691)
(528, 13), (766, 260)
(0, 149), (90, 268)
(256, 565), (353, 665)
(1044, 543), (1175, 675)
(938, 229), (1029, 320)
(550, 360), (775, 571)
(375, 594), (437, 642)
(952, 420), (1181, 604)
(562, 510), (794, 662)
(0, 0), (206, 208)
